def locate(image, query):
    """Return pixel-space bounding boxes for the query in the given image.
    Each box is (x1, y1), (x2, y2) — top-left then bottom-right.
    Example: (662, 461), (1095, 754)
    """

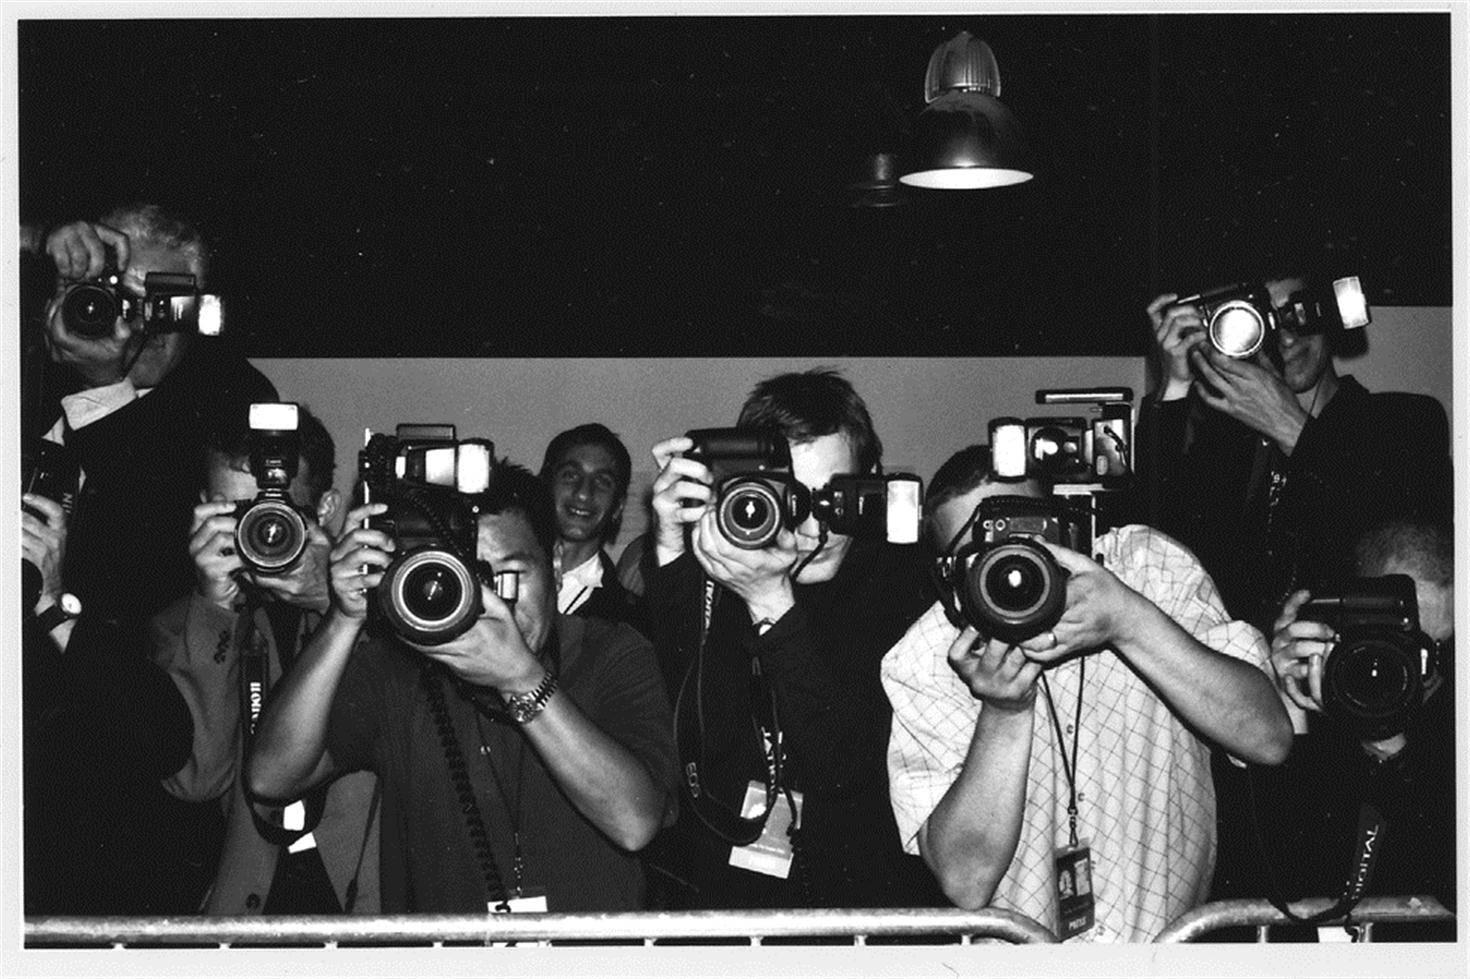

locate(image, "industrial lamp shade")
(901, 32), (1033, 189)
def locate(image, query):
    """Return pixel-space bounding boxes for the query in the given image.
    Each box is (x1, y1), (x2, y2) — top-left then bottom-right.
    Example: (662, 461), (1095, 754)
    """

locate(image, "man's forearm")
(919, 705), (1033, 910)
(1113, 597), (1292, 765)
(246, 609), (360, 802)
(521, 694), (670, 851)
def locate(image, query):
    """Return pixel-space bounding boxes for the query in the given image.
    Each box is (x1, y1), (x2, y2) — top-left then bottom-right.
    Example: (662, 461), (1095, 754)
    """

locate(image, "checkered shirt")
(882, 524), (1271, 942)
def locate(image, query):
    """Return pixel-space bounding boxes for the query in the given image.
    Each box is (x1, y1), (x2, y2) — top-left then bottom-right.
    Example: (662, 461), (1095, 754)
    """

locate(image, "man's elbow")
(1237, 701), (1294, 766)
(244, 751), (300, 805)
(611, 793), (671, 852)
(920, 832), (999, 910)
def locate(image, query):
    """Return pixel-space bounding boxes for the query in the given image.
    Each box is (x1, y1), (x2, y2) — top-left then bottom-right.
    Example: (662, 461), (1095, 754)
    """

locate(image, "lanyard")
(474, 712), (530, 898)
(1039, 656), (1086, 848)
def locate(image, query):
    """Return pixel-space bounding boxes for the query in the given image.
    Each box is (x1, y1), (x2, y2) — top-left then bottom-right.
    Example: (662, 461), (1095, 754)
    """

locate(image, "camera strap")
(234, 593), (328, 847)
(1246, 759), (1387, 926)
(421, 659), (511, 908)
(1039, 657), (1086, 849)
(673, 577), (784, 846)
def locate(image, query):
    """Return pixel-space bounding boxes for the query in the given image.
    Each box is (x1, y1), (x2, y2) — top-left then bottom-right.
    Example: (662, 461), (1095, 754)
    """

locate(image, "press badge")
(1054, 843), (1095, 941)
(728, 780), (802, 879)
(490, 891), (548, 914)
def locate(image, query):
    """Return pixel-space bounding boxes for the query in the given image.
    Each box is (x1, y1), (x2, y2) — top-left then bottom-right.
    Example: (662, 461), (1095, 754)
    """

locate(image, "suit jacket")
(151, 592), (381, 914)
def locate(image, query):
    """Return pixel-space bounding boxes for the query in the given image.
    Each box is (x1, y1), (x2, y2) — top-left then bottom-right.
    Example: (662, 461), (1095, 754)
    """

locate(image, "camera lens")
(1323, 632), (1420, 737)
(235, 499), (308, 574)
(60, 282), (121, 340)
(1207, 301), (1267, 359)
(717, 479), (783, 549)
(378, 546), (481, 645)
(963, 539), (1066, 643)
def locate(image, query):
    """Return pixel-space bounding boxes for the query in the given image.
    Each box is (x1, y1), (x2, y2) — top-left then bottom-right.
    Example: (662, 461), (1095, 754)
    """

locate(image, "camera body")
(942, 494), (1092, 643)
(60, 268), (224, 340)
(685, 428), (810, 550)
(989, 389), (1134, 490)
(1175, 276), (1370, 360)
(233, 403), (312, 575)
(684, 428), (923, 548)
(1298, 574), (1435, 741)
(22, 437), (82, 611)
(360, 424), (514, 645)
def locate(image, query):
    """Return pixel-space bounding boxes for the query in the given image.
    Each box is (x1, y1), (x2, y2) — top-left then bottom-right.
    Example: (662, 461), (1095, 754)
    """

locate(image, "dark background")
(17, 13), (1453, 357)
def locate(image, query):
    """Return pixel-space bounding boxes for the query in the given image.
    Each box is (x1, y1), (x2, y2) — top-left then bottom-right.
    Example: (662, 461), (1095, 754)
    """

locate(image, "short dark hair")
(539, 423), (633, 498)
(203, 403), (336, 505)
(485, 459), (559, 562)
(926, 444), (1052, 509)
(736, 368), (882, 473)
(98, 203), (210, 284)
(1355, 511), (1454, 587)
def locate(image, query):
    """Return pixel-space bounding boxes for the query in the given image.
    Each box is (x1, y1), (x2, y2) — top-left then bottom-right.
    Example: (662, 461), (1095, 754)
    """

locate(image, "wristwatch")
(35, 592), (82, 634)
(501, 671), (559, 725)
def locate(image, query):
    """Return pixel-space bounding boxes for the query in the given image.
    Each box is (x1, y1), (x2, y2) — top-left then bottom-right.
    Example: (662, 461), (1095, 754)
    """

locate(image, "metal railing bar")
(25, 906), (1059, 948)
(1153, 896), (1454, 943)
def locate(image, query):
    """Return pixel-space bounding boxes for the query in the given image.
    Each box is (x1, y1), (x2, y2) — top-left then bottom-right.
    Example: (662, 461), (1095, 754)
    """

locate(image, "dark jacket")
(1135, 376), (1451, 630)
(572, 550), (650, 639)
(643, 539), (945, 909)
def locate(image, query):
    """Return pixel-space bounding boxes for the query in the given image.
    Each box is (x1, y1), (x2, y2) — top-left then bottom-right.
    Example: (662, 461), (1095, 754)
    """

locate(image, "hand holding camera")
(46, 220), (132, 285)
(649, 435), (714, 564)
(1186, 348), (1308, 451)
(1147, 293), (1208, 400)
(21, 493), (68, 617)
(689, 505), (797, 621)
(326, 503), (396, 621)
(946, 625), (1044, 712)
(407, 583), (543, 693)
(1269, 576), (1433, 742)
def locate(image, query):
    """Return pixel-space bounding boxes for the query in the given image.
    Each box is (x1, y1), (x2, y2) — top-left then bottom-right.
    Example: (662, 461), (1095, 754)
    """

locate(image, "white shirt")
(557, 551), (604, 615)
(882, 524), (1271, 942)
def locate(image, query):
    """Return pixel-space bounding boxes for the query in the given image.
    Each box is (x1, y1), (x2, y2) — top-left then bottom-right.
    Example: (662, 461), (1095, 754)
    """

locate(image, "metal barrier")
(24, 906), (1058, 948)
(1154, 895), (1456, 943)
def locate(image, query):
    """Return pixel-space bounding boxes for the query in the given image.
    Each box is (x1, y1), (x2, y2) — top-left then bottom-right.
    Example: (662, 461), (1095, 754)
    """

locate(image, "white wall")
(254, 305), (1453, 556)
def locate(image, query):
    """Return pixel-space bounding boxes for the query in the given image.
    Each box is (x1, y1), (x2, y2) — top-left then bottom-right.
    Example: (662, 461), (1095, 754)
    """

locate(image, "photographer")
(642, 369), (944, 909)
(1256, 511), (1454, 941)
(1136, 271), (1451, 906)
(246, 458), (678, 912)
(539, 423), (647, 634)
(149, 405), (380, 914)
(882, 446), (1291, 942)
(21, 204), (276, 914)
(25, 204), (278, 624)
(1138, 271), (1450, 634)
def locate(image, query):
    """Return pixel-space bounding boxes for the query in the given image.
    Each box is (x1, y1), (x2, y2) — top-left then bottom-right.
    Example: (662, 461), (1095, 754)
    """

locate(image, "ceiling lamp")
(900, 31), (1034, 190)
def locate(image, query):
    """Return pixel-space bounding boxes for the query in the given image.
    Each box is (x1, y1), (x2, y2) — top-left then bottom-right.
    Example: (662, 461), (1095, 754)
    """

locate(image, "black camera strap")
(674, 577), (784, 846)
(421, 659), (511, 908)
(1246, 758), (1387, 927)
(234, 589), (328, 847)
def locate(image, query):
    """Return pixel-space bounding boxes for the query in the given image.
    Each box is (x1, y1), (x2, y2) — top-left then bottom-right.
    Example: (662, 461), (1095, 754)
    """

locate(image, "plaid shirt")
(882, 524), (1270, 942)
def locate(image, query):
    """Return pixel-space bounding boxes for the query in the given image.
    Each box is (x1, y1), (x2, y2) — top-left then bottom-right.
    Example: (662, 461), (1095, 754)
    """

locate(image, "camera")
(360, 424), (515, 645)
(60, 268), (224, 340)
(1297, 575), (1436, 741)
(1173, 276), (1370, 360)
(232, 403), (312, 575)
(989, 388), (1134, 489)
(939, 494), (1091, 643)
(22, 437), (81, 611)
(684, 428), (923, 549)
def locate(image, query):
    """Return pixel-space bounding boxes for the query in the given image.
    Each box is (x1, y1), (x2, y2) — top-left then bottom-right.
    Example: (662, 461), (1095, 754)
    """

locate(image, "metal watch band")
(35, 594), (80, 635)
(501, 670), (559, 724)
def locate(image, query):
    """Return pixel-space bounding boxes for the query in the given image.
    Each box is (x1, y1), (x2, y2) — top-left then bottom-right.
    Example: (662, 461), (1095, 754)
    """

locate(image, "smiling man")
(640, 369), (944, 911)
(539, 423), (645, 633)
